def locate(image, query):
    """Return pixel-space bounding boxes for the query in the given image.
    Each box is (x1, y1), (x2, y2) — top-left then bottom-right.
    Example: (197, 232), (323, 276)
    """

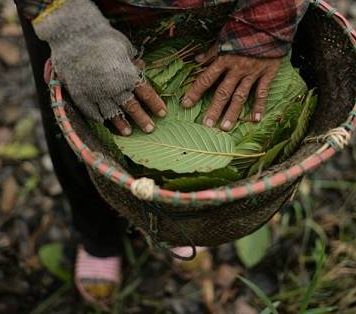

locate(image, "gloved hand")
(33, 0), (166, 135)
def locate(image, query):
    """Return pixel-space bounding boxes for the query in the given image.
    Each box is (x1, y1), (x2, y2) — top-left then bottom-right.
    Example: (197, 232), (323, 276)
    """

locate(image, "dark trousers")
(18, 13), (128, 257)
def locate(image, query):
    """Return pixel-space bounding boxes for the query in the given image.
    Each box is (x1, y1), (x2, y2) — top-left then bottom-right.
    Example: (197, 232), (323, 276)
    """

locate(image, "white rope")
(131, 177), (156, 201)
(325, 127), (352, 149)
(306, 127), (351, 150)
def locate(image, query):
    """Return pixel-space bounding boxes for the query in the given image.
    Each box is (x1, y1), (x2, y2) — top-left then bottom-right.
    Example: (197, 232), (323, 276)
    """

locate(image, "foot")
(75, 246), (121, 311)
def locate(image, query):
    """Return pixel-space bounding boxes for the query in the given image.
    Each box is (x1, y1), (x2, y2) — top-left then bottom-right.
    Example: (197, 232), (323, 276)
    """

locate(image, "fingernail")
(122, 127), (132, 136)
(254, 113), (262, 122)
(204, 118), (214, 128)
(158, 109), (167, 117)
(182, 96), (193, 108)
(221, 120), (232, 131)
(144, 123), (155, 133)
(195, 53), (205, 63)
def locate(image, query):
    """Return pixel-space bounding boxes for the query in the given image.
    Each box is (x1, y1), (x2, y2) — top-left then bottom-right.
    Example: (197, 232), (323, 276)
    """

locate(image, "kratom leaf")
(151, 59), (184, 86)
(164, 64), (195, 95)
(264, 56), (307, 114)
(164, 95), (202, 122)
(231, 142), (263, 171)
(282, 91), (317, 159)
(114, 120), (252, 173)
(163, 166), (242, 191)
(235, 225), (272, 268)
(230, 122), (256, 144)
(89, 122), (126, 165)
(208, 167), (242, 181)
(163, 176), (230, 191)
(248, 139), (289, 176)
(143, 46), (177, 64)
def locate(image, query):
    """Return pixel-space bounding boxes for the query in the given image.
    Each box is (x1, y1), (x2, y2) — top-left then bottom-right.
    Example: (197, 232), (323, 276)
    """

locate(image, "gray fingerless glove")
(33, 0), (139, 122)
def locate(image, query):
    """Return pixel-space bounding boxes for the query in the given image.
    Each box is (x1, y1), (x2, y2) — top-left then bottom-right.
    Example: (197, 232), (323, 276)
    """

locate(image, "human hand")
(33, 0), (166, 136)
(182, 44), (282, 131)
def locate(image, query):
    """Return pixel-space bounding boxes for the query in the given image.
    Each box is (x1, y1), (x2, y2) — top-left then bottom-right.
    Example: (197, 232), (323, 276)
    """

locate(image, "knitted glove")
(33, 0), (139, 123)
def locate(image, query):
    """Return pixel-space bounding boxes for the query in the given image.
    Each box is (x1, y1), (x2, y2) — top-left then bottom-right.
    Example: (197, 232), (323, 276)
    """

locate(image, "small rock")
(0, 39), (21, 66)
(1, 24), (23, 37)
(42, 174), (62, 196)
(41, 154), (54, 172)
(0, 175), (18, 213)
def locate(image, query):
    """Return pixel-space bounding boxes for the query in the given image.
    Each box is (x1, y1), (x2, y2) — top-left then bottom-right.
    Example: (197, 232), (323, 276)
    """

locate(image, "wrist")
(33, 0), (111, 43)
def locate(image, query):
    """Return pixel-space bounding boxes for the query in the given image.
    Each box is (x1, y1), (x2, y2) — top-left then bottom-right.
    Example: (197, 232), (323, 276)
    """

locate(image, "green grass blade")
(237, 274), (279, 314)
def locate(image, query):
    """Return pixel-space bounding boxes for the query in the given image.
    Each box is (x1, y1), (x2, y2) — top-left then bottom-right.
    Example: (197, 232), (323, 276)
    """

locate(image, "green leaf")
(282, 91), (317, 160)
(163, 176), (230, 191)
(88, 122), (126, 165)
(260, 302), (281, 314)
(303, 307), (337, 314)
(264, 56), (307, 114)
(0, 143), (39, 160)
(114, 120), (243, 173)
(151, 59), (184, 86)
(300, 240), (326, 313)
(248, 140), (289, 176)
(143, 46), (177, 64)
(165, 95), (202, 122)
(38, 243), (71, 282)
(231, 142), (263, 171)
(237, 274), (278, 314)
(235, 225), (271, 268)
(164, 64), (195, 95)
(230, 122), (256, 144)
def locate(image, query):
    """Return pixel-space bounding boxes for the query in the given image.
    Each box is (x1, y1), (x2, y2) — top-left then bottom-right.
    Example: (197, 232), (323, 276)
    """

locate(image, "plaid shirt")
(15, 0), (309, 57)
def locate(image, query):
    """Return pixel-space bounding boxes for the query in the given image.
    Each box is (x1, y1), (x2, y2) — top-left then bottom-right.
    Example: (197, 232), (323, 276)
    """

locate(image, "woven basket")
(47, 0), (356, 251)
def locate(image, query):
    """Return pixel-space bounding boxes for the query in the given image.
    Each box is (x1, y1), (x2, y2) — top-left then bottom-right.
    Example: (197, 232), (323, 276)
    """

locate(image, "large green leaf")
(164, 95), (202, 122)
(235, 225), (272, 268)
(114, 120), (248, 173)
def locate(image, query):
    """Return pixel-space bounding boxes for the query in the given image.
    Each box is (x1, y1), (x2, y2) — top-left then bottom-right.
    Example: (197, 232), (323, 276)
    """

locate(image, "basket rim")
(48, 0), (356, 205)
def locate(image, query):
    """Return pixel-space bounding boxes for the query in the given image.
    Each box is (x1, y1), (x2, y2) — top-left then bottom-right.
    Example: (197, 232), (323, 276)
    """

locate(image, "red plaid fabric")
(219, 0), (309, 57)
(15, 0), (309, 58)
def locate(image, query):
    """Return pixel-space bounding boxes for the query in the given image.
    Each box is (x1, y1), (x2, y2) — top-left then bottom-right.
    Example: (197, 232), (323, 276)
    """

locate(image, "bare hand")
(111, 59), (167, 136)
(182, 45), (282, 131)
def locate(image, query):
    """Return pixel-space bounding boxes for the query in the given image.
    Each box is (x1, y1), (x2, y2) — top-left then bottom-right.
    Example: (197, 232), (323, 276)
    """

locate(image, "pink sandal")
(74, 246), (121, 310)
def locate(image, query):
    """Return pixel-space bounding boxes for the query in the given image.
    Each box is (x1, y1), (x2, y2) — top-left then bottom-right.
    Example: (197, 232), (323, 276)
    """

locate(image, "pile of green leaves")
(90, 39), (317, 192)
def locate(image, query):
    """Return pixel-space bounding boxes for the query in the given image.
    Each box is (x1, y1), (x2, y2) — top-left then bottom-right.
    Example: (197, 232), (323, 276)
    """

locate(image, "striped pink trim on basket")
(48, 0), (356, 206)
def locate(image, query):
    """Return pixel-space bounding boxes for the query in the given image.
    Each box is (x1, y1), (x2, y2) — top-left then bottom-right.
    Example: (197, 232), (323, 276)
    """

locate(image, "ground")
(0, 1), (355, 314)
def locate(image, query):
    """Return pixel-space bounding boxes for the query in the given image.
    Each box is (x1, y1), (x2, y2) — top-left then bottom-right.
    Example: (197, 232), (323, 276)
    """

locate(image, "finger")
(182, 59), (226, 108)
(220, 76), (256, 131)
(122, 97), (155, 133)
(252, 72), (275, 122)
(203, 72), (240, 128)
(111, 114), (132, 136)
(134, 81), (167, 117)
(195, 43), (219, 64)
(133, 58), (145, 70)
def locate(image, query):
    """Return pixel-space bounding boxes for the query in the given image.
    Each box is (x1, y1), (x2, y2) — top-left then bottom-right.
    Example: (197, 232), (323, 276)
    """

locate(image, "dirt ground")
(0, 1), (355, 314)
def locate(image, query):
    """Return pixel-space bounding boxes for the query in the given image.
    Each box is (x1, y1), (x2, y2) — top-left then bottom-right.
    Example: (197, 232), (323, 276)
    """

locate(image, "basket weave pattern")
(47, 0), (356, 247)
